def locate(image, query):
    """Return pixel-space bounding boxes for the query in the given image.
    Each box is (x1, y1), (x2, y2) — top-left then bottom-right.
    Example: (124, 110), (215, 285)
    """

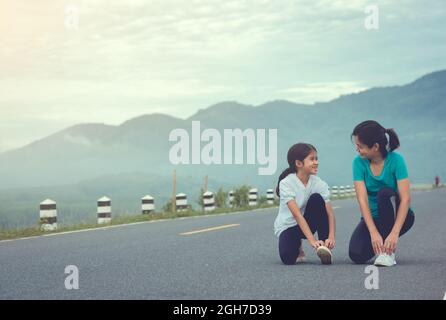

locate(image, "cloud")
(0, 0), (445, 152)
(278, 82), (368, 104)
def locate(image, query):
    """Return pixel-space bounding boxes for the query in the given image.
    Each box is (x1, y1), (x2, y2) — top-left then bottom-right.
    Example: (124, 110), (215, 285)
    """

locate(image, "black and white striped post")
(249, 188), (258, 206)
(266, 189), (275, 205)
(331, 186), (339, 198)
(40, 199), (57, 231)
(350, 186), (356, 197)
(339, 186), (345, 197)
(142, 195), (155, 214)
(228, 190), (234, 207)
(346, 185), (353, 197)
(203, 191), (215, 212)
(97, 196), (111, 224)
(176, 193), (188, 212)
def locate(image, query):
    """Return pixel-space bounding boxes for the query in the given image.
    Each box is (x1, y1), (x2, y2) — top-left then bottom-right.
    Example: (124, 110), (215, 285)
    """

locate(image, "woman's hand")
(371, 231), (384, 255)
(310, 240), (325, 249)
(384, 232), (399, 254)
(324, 238), (336, 249)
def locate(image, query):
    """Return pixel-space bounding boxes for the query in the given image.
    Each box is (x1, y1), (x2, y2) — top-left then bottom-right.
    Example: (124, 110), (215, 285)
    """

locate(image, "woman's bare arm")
(383, 178), (411, 254)
(393, 178), (411, 234)
(354, 180), (383, 254)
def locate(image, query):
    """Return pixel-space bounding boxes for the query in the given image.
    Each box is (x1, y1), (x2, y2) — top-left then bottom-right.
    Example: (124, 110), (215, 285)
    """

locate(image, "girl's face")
(354, 136), (380, 159)
(296, 150), (318, 175)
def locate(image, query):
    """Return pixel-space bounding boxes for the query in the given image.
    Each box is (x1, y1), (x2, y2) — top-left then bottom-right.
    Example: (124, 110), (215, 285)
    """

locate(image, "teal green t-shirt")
(352, 151), (411, 218)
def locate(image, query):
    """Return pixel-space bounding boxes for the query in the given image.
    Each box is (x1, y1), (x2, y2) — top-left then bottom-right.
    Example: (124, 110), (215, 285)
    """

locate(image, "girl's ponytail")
(276, 167), (295, 197)
(385, 128), (400, 152)
(276, 143), (317, 197)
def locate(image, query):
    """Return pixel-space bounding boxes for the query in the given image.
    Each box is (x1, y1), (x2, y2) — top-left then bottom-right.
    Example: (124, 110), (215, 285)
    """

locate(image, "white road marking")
(0, 207), (275, 244)
(180, 224), (240, 236)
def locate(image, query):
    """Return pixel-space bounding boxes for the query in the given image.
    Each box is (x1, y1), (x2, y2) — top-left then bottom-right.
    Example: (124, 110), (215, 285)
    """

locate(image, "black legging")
(278, 193), (329, 265)
(349, 187), (415, 264)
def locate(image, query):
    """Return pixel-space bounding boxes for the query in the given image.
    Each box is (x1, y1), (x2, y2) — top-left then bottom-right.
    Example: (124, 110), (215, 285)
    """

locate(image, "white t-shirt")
(273, 173), (330, 237)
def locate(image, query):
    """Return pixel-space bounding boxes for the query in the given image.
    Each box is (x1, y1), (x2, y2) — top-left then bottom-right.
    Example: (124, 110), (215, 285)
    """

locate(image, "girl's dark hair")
(276, 143), (317, 197)
(351, 120), (400, 158)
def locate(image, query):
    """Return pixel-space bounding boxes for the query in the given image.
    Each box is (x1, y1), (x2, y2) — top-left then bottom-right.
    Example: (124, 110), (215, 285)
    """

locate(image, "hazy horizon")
(1, 0), (445, 152)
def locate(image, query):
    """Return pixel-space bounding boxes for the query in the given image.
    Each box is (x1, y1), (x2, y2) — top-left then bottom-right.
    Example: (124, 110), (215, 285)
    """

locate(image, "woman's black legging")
(279, 193), (329, 265)
(349, 187), (415, 264)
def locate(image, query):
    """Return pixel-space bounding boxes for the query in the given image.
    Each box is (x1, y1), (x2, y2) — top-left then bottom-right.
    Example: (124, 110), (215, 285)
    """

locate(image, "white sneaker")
(316, 246), (332, 265)
(296, 246), (306, 263)
(296, 254), (306, 263)
(374, 253), (397, 267)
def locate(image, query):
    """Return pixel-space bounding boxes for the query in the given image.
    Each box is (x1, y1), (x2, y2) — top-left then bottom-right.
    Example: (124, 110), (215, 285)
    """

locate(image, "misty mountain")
(1, 70), (445, 228)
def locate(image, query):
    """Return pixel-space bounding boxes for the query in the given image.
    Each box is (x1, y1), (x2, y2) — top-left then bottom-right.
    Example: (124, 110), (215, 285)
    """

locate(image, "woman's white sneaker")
(374, 253), (397, 267)
(316, 246), (332, 265)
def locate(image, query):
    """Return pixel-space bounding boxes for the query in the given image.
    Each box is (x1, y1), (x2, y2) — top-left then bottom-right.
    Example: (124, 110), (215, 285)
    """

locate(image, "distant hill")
(1, 70), (445, 228)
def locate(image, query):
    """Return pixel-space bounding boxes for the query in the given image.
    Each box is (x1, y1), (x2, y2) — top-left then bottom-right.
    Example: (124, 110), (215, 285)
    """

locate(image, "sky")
(0, 0), (445, 152)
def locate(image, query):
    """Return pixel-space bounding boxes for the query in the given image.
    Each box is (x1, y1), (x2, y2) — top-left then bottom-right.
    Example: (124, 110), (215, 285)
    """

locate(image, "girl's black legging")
(278, 193), (329, 265)
(349, 187), (415, 264)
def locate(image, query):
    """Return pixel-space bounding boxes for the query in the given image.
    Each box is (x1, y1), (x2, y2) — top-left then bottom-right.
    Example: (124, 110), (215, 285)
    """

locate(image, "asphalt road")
(1, 189), (445, 300)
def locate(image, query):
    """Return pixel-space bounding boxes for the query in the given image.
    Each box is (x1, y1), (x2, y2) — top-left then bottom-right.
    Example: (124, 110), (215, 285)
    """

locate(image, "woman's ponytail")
(385, 128), (400, 152)
(352, 120), (401, 157)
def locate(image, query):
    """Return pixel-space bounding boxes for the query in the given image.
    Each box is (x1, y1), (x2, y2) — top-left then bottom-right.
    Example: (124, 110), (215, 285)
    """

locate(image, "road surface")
(1, 189), (445, 299)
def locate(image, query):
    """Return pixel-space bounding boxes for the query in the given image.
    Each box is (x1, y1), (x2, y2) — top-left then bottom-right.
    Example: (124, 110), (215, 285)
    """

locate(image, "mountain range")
(1, 70), (445, 228)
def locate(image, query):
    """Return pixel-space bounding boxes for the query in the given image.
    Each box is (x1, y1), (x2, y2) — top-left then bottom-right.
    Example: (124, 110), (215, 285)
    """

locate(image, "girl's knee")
(308, 193), (324, 205)
(280, 254), (297, 265)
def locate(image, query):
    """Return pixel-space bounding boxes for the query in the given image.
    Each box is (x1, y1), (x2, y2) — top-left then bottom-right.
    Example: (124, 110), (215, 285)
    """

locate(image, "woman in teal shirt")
(349, 120), (414, 266)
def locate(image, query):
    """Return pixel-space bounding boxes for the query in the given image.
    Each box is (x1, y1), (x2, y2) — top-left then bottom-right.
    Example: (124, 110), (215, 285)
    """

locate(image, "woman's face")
(354, 135), (379, 159)
(296, 150), (318, 175)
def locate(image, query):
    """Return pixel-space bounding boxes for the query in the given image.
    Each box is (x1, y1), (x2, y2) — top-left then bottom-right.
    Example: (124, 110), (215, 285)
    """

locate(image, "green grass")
(0, 203), (278, 241)
(411, 183), (446, 191)
(2, 183), (442, 241)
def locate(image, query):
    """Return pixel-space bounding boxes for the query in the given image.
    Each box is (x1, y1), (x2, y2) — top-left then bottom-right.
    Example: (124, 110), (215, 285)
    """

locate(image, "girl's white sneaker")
(296, 246), (306, 263)
(316, 246), (332, 265)
(374, 253), (397, 267)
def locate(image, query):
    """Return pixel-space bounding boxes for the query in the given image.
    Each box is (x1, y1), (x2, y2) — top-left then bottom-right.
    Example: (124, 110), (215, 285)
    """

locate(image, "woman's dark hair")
(351, 120), (400, 158)
(276, 143), (317, 197)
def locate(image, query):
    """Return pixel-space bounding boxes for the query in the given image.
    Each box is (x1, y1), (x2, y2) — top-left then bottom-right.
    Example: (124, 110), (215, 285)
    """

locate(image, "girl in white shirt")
(274, 143), (336, 265)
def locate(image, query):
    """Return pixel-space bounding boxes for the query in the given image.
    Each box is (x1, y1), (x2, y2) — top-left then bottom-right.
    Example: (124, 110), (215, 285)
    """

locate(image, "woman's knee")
(349, 250), (369, 264)
(377, 187), (397, 201)
(349, 231), (373, 264)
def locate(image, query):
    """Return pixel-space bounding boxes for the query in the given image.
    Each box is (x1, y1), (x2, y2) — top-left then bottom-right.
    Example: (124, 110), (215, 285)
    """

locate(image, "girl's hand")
(310, 240), (325, 249)
(371, 231), (384, 255)
(384, 232), (399, 254)
(324, 238), (336, 249)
